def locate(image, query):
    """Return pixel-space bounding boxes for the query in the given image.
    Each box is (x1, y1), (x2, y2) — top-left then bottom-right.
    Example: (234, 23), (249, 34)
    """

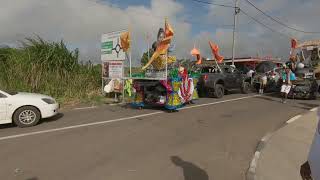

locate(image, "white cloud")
(205, 0), (320, 60)
(0, 0), (193, 65)
(1, 0), (320, 65)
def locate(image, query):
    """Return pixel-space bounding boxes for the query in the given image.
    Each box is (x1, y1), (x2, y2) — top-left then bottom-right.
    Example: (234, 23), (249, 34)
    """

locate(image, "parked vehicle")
(197, 64), (251, 98)
(286, 40), (320, 99)
(252, 61), (282, 92)
(287, 64), (318, 99)
(0, 90), (59, 127)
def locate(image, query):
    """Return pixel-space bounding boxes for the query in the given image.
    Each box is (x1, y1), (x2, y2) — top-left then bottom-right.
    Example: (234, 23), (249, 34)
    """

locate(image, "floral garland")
(179, 69), (193, 102)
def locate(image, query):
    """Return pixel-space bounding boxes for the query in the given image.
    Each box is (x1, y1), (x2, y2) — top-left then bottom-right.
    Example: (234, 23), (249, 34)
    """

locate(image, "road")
(0, 93), (319, 180)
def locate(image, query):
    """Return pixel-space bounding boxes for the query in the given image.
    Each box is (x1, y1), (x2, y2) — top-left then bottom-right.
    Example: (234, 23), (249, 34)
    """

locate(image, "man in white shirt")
(247, 69), (255, 78)
(300, 110), (320, 180)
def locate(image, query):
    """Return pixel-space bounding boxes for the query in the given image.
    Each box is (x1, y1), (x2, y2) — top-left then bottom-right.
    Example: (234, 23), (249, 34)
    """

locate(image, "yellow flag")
(120, 31), (130, 52)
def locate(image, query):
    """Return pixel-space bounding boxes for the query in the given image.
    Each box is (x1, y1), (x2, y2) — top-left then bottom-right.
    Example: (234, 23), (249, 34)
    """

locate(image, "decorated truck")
(127, 19), (199, 112)
(286, 39), (320, 99)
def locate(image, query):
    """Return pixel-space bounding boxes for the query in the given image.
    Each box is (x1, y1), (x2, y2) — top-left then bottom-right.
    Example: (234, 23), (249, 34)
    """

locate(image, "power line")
(187, 0), (235, 8)
(240, 9), (291, 38)
(244, 0), (320, 34)
(93, 0), (235, 27)
(115, 3), (234, 28)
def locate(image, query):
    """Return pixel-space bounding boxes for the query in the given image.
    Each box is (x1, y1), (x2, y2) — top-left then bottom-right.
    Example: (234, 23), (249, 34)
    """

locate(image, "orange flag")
(190, 47), (202, 64)
(291, 38), (298, 49)
(290, 38), (298, 56)
(120, 31), (130, 52)
(209, 41), (224, 63)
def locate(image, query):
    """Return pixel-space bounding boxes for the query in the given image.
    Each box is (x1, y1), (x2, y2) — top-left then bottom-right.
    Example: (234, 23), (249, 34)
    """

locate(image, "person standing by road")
(247, 69), (255, 84)
(259, 73), (267, 94)
(281, 65), (296, 103)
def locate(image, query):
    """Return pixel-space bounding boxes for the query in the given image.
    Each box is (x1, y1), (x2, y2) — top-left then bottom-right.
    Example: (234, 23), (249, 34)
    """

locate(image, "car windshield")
(1, 89), (18, 95)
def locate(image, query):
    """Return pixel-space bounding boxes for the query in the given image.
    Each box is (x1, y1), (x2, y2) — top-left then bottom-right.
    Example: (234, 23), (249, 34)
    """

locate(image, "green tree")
(140, 49), (154, 66)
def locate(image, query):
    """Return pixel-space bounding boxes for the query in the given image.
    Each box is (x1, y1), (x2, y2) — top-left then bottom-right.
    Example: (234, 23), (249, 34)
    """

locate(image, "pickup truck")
(197, 65), (251, 98)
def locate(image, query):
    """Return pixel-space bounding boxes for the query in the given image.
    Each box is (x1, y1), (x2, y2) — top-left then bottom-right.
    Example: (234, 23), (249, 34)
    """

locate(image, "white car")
(0, 90), (59, 127)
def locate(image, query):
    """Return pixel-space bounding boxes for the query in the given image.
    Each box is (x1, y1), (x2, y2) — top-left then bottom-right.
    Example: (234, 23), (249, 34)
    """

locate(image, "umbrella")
(255, 61), (277, 73)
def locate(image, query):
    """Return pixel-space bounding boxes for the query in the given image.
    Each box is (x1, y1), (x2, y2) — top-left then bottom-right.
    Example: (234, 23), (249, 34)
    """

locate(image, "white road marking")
(286, 115), (302, 124)
(310, 107), (318, 112)
(109, 102), (126, 106)
(0, 111), (163, 141)
(0, 94), (261, 141)
(180, 94), (262, 110)
(74, 106), (97, 110)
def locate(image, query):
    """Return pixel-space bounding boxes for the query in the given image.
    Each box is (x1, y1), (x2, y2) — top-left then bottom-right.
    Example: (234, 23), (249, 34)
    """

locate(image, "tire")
(213, 84), (224, 98)
(13, 106), (41, 128)
(309, 92), (317, 100)
(241, 82), (250, 94)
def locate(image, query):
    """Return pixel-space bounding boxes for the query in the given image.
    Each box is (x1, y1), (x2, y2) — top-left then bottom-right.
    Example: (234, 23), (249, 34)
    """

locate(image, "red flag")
(209, 41), (224, 63)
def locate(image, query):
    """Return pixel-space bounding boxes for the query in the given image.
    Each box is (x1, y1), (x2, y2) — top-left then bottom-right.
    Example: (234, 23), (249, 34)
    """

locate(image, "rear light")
(203, 74), (209, 81)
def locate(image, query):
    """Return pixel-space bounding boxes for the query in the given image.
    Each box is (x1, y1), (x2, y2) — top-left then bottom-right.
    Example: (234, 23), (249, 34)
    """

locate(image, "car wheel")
(213, 84), (224, 98)
(13, 106), (41, 128)
(241, 82), (250, 94)
(309, 92), (317, 100)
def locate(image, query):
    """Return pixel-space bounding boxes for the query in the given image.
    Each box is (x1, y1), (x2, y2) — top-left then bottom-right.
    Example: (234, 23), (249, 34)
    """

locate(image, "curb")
(246, 107), (318, 180)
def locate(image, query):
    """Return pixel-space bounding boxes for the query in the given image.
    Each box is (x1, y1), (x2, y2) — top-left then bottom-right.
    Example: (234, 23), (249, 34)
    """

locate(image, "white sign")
(109, 61), (123, 78)
(101, 30), (127, 61)
(145, 69), (167, 79)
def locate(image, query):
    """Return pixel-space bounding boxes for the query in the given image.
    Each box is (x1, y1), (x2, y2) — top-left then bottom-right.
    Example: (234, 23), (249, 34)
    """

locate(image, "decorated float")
(115, 19), (200, 111)
(285, 39), (320, 99)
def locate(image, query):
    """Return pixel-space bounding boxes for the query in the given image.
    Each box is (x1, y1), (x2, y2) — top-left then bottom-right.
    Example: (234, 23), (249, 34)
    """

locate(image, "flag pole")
(129, 51), (132, 77)
(147, 32), (150, 60)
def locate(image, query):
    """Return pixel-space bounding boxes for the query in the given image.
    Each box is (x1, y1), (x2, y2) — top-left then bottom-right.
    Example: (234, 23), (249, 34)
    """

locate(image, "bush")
(0, 37), (102, 105)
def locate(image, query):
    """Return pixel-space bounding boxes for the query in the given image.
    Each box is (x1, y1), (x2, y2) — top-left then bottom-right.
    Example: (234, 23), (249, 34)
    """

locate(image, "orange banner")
(209, 41), (224, 63)
(120, 31), (130, 52)
(190, 47), (202, 65)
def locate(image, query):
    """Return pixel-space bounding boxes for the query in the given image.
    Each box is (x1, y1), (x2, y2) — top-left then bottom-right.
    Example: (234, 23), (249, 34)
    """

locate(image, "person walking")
(259, 73), (267, 94)
(247, 69), (255, 84)
(281, 65), (296, 103)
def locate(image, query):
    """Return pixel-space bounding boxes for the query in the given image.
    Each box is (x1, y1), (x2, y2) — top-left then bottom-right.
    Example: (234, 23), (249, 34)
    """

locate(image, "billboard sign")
(101, 30), (127, 61)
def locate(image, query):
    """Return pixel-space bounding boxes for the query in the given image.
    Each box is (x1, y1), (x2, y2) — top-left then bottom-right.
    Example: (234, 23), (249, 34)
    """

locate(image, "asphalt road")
(0, 93), (319, 180)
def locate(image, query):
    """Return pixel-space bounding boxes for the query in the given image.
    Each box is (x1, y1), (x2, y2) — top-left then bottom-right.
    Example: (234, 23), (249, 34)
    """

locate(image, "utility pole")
(232, 0), (240, 66)
(147, 32), (150, 60)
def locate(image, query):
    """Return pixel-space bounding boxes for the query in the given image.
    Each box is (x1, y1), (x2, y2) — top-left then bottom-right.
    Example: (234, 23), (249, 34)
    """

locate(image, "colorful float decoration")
(128, 19), (199, 111)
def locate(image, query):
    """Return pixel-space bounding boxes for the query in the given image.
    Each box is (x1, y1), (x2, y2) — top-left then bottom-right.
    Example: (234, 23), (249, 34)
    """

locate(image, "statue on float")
(142, 19), (176, 70)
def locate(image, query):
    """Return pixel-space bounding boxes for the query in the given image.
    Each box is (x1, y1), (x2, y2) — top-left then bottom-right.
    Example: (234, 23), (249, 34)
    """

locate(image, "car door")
(224, 67), (240, 89)
(232, 69), (243, 88)
(0, 93), (7, 120)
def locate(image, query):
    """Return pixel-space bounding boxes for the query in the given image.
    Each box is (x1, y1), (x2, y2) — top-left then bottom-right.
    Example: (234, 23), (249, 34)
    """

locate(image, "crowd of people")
(244, 56), (299, 103)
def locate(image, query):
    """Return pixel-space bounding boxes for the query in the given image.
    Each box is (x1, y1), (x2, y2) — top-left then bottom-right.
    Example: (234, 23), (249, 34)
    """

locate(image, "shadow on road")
(26, 177), (38, 180)
(0, 123), (15, 129)
(256, 96), (280, 103)
(171, 156), (209, 180)
(40, 113), (64, 124)
(124, 104), (178, 113)
(0, 113), (64, 129)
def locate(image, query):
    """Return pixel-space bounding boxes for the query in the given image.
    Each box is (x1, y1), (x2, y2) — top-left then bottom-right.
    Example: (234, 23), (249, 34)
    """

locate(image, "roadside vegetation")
(0, 37), (103, 106)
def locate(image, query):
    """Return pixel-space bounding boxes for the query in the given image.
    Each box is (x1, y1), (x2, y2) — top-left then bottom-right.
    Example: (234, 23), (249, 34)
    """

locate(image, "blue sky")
(105, 0), (234, 35)
(1, 0), (320, 64)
